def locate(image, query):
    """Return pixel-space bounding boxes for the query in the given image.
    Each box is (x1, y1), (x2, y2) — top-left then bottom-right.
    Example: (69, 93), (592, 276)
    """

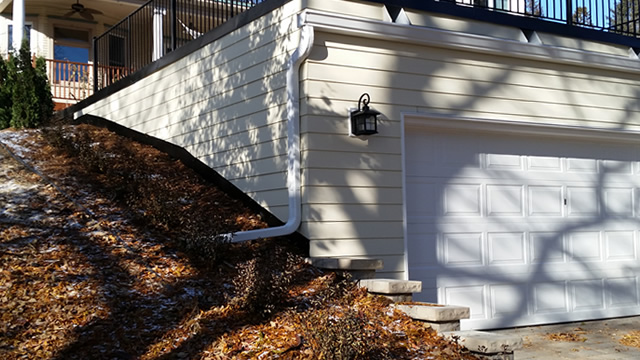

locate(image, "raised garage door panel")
(405, 126), (640, 329)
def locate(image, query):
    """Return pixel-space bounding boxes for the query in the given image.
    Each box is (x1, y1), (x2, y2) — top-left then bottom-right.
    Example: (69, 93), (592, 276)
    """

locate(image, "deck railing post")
(171, 0), (177, 51)
(566, 0), (573, 26)
(92, 36), (98, 93)
(127, 16), (132, 74)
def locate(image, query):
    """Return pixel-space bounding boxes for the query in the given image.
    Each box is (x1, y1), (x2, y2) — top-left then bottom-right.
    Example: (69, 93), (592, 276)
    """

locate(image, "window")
(54, 27), (90, 81)
(8, 24), (32, 51)
(54, 27), (89, 63)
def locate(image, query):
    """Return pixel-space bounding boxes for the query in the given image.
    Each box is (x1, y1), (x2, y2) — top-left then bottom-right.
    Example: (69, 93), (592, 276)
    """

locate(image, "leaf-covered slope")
(0, 125), (478, 360)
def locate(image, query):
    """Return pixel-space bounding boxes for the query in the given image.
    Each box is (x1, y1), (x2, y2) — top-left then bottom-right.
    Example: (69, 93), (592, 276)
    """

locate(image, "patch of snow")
(28, 213), (44, 222)
(0, 130), (33, 157)
(385, 306), (395, 317)
(182, 287), (202, 298)
(89, 231), (108, 237)
(64, 221), (84, 230)
(42, 247), (60, 253)
(0, 179), (39, 194)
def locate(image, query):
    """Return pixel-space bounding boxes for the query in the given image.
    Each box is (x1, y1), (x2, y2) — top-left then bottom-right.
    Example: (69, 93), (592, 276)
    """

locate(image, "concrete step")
(395, 303), (470, 332)
(396, 303), (470, 322)
(442, 330), (523, 360)
(306, 257), (383, 279)
(358, 278), (422, 302)
(306, 257), (383, 270)
(359, 278), (422, 294)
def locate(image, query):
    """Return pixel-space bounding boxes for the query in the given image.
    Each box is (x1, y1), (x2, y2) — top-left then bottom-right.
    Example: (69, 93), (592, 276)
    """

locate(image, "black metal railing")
(446, 0), (639, 36)
(93, 0), (262, 92)
(367, 0), (639, 44)
(93, 0), (639, 92)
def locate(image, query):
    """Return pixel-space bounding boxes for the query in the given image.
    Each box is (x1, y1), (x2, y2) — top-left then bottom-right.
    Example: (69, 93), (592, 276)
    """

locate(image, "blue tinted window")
(8, 24), (32, 51)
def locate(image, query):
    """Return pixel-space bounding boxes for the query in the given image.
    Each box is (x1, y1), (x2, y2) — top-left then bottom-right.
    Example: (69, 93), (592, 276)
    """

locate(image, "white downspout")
(228, 16), (314, 243)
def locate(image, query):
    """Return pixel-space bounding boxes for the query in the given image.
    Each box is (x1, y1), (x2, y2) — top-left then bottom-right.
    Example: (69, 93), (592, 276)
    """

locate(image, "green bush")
(0, 55), (14, 129)
(0, 39), (53, 129)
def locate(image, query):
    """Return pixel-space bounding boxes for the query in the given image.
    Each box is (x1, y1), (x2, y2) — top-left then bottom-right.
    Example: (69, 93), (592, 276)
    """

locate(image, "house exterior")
(73, 0), (640, 330)
(0, 0), (144, 108)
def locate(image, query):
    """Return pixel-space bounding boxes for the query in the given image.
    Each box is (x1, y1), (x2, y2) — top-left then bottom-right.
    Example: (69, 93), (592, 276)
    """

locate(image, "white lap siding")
(77, 0), (640, 285)
(301, 13), (640, 278)
(77, 2), (306, 221)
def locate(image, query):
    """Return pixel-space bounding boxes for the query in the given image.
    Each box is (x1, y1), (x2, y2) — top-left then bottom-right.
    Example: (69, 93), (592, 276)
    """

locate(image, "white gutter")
(302, 9), (640, 73)
(228, 15), (314, 242)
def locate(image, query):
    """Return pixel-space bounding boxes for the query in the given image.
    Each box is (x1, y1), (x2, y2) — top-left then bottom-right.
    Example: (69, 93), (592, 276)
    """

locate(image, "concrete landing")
(443, 330), (522, 359)
(444, 330), (523, 353)
(492, 316), (640, 359)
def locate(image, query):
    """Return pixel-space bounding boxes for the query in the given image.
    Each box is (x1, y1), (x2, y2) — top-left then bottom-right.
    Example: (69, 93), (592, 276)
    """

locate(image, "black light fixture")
(350, 93), (380, 136)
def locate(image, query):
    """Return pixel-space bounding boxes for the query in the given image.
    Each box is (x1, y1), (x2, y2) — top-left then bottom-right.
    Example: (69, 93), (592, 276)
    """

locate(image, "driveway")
(493, 316), (640, 359)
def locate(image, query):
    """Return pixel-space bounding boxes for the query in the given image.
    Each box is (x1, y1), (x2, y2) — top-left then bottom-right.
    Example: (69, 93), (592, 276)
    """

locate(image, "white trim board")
(403, 112), (640, 144)
(302, 9), (640, 75)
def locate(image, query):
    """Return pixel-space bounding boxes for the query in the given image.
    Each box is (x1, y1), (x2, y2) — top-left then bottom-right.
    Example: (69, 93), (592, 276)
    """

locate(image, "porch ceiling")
(0, 0), (10, 13)
(1, 1), (145, 22)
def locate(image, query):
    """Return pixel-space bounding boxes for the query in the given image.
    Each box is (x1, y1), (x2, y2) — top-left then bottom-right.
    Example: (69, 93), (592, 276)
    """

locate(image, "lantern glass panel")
(366, 115), (376, 131)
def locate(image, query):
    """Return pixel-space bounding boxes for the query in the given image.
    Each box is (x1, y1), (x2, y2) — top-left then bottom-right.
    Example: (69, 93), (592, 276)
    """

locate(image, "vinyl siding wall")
(74, 0), (640, 280)
(0, 15), (41, 55)
(77, 1), (305, 221)
(0, 16), (7, 54)
(300, 6), (640, 278)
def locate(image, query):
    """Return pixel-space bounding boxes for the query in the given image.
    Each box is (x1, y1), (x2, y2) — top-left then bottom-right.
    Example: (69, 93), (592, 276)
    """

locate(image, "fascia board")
(302, 9), (640, 75)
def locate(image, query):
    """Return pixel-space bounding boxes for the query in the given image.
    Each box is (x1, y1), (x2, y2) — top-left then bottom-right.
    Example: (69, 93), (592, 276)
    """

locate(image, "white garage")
(404, 115), (640, 330)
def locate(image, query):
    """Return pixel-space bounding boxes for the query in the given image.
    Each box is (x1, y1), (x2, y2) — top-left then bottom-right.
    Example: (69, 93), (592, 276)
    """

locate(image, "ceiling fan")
(64, 1), (103, 21)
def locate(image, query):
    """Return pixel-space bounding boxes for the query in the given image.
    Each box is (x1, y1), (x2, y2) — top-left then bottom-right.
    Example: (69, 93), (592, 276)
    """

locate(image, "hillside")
(0, 122), (478, 359)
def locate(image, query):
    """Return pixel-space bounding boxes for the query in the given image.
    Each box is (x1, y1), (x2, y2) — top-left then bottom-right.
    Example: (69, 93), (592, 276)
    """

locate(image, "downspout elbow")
(227, 19), (314, 243)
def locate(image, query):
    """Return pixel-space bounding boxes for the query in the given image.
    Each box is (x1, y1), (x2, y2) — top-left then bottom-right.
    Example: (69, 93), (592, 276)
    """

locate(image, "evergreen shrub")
(0, 39), (53, 129)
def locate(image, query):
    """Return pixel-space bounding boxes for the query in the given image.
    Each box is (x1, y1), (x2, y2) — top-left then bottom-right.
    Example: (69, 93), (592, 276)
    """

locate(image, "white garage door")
(405, 122), (640, 330)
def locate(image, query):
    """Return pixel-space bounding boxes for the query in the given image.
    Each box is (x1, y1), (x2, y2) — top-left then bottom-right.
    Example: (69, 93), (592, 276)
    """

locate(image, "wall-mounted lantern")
(350, 93), (380, 136)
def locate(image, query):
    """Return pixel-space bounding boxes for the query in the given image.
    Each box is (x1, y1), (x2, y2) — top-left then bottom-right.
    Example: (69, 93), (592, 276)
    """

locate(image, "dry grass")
(620, 331), (640, 348)
(545, 328), (588, 342)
